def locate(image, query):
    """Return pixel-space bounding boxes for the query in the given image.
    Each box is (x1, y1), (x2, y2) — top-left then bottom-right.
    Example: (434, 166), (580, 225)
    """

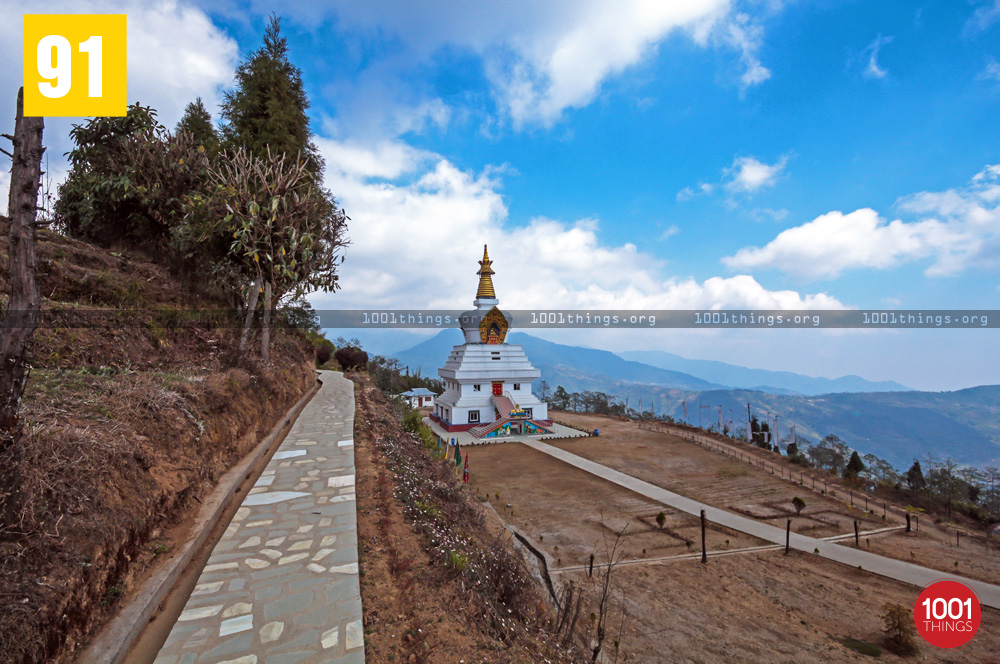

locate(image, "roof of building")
(400, 388), (437, 397)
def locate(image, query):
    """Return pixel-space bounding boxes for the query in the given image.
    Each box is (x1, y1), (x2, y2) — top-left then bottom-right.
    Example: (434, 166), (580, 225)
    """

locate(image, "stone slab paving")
(522, 439), (1000, 611)
(155, 371), (364, 664)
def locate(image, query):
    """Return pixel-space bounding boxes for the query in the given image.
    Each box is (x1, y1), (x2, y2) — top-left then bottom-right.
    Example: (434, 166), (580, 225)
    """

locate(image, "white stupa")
(430, 245), (552, 438)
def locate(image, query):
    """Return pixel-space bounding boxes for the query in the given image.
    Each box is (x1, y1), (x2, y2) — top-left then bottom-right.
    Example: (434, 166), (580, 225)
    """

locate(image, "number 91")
(37, 35), (102, 99)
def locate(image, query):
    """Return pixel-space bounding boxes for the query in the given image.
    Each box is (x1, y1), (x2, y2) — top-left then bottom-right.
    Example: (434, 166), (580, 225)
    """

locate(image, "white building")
(399, 388), (437, 408)
(430, 245), (552, 438)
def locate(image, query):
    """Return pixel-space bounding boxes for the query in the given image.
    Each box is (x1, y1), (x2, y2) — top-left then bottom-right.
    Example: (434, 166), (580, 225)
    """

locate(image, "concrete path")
(154, 371), (364, 664)
(523, 439), (1000, 610)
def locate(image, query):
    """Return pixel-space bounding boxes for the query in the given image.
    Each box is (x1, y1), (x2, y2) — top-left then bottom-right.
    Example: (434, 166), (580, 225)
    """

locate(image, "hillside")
(394, 329), (723, 392)
(0, 220), (318, 664)
(392, 330), (1000, 468)
(668, 388), (1000, 468)
(618, 349), (912, 395)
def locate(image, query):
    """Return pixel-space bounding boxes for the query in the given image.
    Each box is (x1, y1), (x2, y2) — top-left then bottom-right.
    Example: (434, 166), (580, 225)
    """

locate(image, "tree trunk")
(261, 281), (272, 364)
(0, 88), (44, 529)
(239, 274), (262, 351)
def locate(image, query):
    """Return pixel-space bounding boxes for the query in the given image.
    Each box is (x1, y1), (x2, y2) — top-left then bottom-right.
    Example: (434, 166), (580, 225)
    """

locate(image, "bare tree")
(591, 518), (629, 663)
(982, 466), (1000, 517)
(0, 88), (45, 528)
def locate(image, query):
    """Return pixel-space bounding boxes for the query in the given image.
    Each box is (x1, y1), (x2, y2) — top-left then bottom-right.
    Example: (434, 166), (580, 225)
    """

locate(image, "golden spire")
(476, 244), (496, 299)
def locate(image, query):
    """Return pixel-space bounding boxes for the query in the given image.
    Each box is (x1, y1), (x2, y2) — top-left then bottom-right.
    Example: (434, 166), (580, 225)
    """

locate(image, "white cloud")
(484, 1), (735, 127)
(678, 155), (786, 204)
(723, 208), (942, 279)
(315, 138), (434, 180)
(676, 182), (716, 201)
(750, 207), (788, 222)
(0, 0), (238, 202)
(0, 170), (8, 215)
(676, 186), (697, 202)
(723, 165), (1000, 279)
(862, 34), (893, 80)
(315, 139), (843, 312)
(267, 0), (776, 131)
(720, 12), (771, 90)
(725, 155), (788, 193)
(661, 225), (680, 240)
(978, 57), (1000, 82)
(964, 0), (1000, 35)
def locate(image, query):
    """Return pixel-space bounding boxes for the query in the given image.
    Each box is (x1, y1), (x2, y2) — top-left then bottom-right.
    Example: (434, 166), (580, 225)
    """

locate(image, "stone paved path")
(154, 371), (364, 664)
(523, 439), (1000, 611)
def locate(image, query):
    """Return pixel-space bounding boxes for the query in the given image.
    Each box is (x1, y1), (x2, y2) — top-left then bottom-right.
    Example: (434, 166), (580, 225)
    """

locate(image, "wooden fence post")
(701, 509), (707, 564)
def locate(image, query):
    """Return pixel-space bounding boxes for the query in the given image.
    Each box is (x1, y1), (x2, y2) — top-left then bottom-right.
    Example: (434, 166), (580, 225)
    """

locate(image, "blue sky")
(2, 0), (1000, 390)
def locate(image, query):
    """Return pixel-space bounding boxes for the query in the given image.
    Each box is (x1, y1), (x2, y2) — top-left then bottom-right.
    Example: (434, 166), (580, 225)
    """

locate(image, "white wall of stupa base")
(433, 384), (548, 427)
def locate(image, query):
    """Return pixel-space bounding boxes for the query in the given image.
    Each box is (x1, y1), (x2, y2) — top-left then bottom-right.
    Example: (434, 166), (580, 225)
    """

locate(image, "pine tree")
(176, 97), (218, 154)
(844, 450), (865, 479)
(906, 460), (926, 492)
(220, 14), (322, 177)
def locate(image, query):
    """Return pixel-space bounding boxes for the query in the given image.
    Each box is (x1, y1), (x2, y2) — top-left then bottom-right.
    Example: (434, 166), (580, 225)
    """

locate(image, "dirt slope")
(0, 221), (316, 663)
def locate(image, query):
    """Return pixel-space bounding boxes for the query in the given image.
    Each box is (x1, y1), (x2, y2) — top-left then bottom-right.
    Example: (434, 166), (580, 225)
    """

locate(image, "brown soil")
(551, 412), (1000, 585)
(468, 443), (768, 568)
(553, 413), (887, 537)
(563, 550), (1000, 664)
(866, 531), (1000, 586)
(465, 426), (1000, 662)
(0, 224), (318, 664)
(352, 375), (585, 663)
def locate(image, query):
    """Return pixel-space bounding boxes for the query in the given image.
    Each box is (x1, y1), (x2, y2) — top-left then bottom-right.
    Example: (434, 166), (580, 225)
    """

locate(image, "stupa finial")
(476, 244), (496, 299)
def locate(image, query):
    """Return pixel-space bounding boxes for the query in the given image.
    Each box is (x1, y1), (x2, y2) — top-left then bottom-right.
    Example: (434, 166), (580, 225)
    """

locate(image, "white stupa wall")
(433, 343), (548, 427)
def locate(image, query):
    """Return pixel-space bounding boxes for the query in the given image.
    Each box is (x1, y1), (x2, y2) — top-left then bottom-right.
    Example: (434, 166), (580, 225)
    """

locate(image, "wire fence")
(635, 419), (1000, 557)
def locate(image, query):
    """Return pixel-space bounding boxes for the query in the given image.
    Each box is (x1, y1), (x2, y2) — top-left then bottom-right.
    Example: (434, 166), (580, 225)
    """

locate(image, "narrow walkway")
(154, 370), (364, 664)
(523, 439), (1000, 610)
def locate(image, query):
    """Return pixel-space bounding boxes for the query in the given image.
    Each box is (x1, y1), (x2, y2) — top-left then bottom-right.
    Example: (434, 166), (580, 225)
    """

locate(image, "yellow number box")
(23, 14), (127, 117)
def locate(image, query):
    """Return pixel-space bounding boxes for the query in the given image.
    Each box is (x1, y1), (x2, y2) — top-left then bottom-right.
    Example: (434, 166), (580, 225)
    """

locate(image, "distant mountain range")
(656, 387), (1000, 468)
(617, 350), (912, 396)
(394, 330), (722, 392)
(392, 330), (1000, 467)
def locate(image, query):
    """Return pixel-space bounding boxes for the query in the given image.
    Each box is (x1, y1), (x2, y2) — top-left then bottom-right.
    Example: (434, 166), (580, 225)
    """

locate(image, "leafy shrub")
(315, 343), (332, 367)
(881, 603), (918, 656)
(445, 549), (469, 572)
(402, 408), (424, 434)
(57, 104), (211, 253)
(793, 496), (806, 515)
(335, 347), (368, 370)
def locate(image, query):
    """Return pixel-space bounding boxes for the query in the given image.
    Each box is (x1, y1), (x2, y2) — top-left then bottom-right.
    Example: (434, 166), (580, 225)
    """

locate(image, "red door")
(492, 381), (503, 396)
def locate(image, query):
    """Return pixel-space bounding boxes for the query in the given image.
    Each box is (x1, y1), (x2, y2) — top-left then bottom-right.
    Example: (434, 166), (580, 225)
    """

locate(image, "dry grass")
(0, 223), (318, 664)
(352, 375), (586, 663)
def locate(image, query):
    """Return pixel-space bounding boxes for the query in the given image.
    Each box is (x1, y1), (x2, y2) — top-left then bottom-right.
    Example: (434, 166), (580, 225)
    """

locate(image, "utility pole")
(699, 403), (711, 429)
